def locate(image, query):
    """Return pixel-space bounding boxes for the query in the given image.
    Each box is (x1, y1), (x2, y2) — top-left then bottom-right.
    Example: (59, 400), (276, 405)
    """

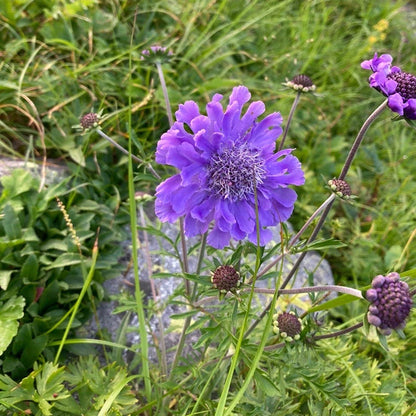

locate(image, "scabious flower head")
(272, 311), (302, 342)
(155, 86), (305, 249)
(283, 74), (316, 92)
(366, 272), (412, 335)
(361, 53), (416, 120)
(328, 178), (352, 199)
(141, 45), (173, 64)
(211, 265), (240, 292)
(79, 112), (100, 131)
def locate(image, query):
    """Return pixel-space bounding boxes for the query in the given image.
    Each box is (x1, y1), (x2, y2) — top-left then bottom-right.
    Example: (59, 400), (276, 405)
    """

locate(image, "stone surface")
(90, 219), (334, 367)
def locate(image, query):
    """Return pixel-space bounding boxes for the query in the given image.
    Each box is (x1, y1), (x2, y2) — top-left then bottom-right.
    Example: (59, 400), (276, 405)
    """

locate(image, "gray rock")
(90, 218), (334, 368)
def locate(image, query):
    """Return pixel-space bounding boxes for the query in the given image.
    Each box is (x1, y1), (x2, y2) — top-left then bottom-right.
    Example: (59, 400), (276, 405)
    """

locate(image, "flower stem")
(128, 14), (152, 402)
(216, 178), (268, 416)
(310, 322), (363, 341)
(246, 100), (387, 337)
(96, 128), (160, 179)
(338, 99), (387, 180)
(256, 193), (336, 280)
(251, 284), (363, 298)
(278, 90), (301, 151)
(156, 62), (174, 127)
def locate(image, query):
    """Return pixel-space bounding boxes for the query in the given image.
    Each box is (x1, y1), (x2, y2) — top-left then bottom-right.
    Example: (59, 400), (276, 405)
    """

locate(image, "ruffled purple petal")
(388, 93), (405, 115)
(249, 113), (283, 149)
(403, 98), (416, 120)
(184, 214), (210, 237)
(207, 226), (231, 249)
(176, 100), (200, 125)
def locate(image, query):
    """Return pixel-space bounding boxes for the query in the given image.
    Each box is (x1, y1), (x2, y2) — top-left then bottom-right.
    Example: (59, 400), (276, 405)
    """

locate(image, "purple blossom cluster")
(366, 272), (412, 335)
(361, 53), (416, 119)
(155, 86), (305, 249)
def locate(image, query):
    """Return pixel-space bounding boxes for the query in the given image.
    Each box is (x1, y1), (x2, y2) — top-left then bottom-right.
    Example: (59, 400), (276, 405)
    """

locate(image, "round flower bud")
(80, 112), (100, 131)
(366, 272), (412, 335)
(284, 74), (316, 92)
(328, 178), (352, 199)
(211, 265), (240, 292)
(272, 311), (302, 342)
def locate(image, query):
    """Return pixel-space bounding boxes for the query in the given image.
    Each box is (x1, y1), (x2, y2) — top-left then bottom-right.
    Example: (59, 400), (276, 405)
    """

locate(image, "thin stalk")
(155, 55), (198, 379)
(278, 91), (301, 151)
(156, 61), (174, 127)
(215, 176), (262, 416)
(310, 322), (363, 341)
(251, 284), (363, 298)
(96, 128), (160, 179)
(169, 233), (207, 374)
(264, 322), (364, 352)
(256, 193), (336, 280)
(247, 100), (388, 336)
(139, 204), (168, 377)
(54, 236), (98, 364)
(128, 11), (152, 402)
(338, 100), (387, 180)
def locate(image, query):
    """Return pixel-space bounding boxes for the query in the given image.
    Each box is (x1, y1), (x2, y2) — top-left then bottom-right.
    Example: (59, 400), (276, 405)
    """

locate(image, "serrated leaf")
(253, 369), (279, 396)
(294, 238), (347, 253)
(0, 296), (25, 356)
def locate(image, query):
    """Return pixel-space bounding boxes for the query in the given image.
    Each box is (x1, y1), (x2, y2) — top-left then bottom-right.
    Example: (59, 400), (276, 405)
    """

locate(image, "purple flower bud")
(371, 275), (385, 288)
(366, 289), (378, 302)
(366, 272), (412, 335)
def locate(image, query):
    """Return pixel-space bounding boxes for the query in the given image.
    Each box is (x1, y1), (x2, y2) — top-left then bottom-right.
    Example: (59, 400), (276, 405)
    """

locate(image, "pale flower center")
(207, 145), (266, 201)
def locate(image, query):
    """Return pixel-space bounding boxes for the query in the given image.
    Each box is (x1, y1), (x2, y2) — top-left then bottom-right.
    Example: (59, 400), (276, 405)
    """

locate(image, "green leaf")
(21, 335), (48, 369)
(20, 254), (39, 281)
(0, 270), (13, 290)
(0, 169), (37, 200)
(253, 369), (279, 396)
(0, 296), (25, 356)
(307, 293), (363, 313)
(384, 244), (402, 269)
(293, 238), (347, 253)
(2, 204), (22, 239)
(44, 253), (82, 270)
(68, 147), (86, 167)
(12, 323), (32, 355)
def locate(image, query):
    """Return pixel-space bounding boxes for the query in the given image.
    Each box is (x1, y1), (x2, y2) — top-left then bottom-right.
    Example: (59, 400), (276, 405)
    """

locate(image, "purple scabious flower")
(361, 52), (416, 120)
(155, 86), (305, 249)
(366, 272), (412, 335)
